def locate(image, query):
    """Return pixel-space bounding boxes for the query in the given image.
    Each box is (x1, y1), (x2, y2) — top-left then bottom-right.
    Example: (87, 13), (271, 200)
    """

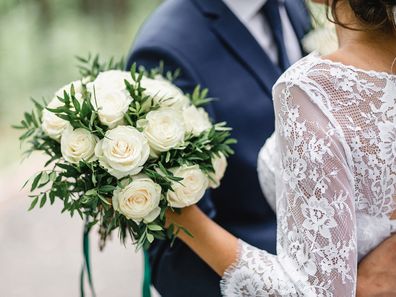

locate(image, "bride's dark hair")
(327, 0), (396, 31)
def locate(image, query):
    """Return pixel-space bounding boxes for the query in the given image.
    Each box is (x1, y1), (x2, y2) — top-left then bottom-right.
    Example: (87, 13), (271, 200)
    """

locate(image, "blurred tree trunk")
(111, 0), (129, 18)
(80, 0), (99, 14)
(34, 0), (52, 24)
(80, 0), (129, 18)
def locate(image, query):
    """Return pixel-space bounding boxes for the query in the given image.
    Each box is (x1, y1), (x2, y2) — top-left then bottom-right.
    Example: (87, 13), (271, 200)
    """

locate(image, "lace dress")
(221, 52), (396, 297)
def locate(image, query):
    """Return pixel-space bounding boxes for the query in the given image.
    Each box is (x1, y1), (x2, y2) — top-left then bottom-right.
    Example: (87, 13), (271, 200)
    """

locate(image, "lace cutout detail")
(221, 53), (396, 296)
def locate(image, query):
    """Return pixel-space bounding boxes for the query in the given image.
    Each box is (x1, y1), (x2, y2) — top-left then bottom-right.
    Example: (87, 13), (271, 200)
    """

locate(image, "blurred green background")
(0, 2), (163, 296)
(0, 0), (161, 168)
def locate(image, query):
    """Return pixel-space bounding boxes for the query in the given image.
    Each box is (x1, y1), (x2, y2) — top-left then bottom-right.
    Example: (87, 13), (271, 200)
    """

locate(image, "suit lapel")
(192, 0), (282, 95)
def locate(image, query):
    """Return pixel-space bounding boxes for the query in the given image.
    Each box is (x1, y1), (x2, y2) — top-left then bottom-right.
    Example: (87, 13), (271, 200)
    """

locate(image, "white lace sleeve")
(258, 133), (279, 212)
(221, 82), (358, 297)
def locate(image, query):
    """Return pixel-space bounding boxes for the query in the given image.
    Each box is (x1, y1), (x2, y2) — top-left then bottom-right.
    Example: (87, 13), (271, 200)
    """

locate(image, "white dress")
(220, 52), (396, 297)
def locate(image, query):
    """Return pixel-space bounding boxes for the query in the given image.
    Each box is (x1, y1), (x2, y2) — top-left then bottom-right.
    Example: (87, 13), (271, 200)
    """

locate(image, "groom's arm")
(127, 44), (216, 218)
(126, 44), (223, 296)
(127, 45), (198, 96)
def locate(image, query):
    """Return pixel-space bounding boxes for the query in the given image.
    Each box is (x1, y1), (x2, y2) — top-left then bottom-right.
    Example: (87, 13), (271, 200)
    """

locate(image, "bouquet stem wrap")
(80, 222), (96, 297)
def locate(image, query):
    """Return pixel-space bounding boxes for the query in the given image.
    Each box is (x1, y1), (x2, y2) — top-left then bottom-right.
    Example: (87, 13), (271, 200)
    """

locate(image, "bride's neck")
(326, 9), (396, 74)
(337, 25), (396, 53)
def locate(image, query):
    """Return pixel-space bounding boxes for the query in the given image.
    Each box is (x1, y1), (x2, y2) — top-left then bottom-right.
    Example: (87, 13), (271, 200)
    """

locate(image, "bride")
(165, 0), (396, 296)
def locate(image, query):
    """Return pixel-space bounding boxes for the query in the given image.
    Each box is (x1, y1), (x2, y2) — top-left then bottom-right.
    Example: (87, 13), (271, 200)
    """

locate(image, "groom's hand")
(357, 234), (396, 297)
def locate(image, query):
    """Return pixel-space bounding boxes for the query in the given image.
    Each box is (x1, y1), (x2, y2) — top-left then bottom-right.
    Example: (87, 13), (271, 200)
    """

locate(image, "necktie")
(262, 0), (291, 70)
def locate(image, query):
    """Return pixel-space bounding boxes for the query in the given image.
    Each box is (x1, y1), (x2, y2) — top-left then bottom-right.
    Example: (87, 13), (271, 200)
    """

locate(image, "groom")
(127, 0), (396, 296)
(127, 0), (310, 296)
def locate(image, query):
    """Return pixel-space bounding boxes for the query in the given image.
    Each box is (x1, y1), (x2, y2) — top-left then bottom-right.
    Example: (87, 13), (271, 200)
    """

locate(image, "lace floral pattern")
(221, 52), (396, 296)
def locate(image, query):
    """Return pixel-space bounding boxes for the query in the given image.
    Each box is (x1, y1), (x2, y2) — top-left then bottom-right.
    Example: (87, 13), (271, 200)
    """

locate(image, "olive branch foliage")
(14, 54), (236, 250)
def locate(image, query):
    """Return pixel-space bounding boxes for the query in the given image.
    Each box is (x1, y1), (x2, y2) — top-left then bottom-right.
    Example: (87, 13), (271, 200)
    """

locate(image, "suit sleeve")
(127, 44), (216, 218)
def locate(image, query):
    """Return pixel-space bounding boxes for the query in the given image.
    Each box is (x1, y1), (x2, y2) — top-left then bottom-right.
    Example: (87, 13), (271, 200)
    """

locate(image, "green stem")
(142, 250), (152, 297)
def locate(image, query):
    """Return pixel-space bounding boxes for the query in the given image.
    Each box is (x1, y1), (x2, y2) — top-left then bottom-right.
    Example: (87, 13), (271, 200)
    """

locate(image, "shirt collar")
(222, 0), (268, 22)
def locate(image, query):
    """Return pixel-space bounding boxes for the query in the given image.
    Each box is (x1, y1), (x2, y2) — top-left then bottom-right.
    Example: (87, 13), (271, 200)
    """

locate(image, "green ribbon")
(79, 221), (152, 297)
(142, 250), (152, 297)
(80, 223), (96, 297)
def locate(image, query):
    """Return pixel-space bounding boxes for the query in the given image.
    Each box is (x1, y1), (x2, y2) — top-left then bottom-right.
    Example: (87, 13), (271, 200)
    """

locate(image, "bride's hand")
(357, 234), (396, 297)
(164, 205), (239, 276)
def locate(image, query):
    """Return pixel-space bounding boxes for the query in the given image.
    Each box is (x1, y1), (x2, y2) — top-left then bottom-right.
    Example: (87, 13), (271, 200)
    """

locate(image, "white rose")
(61, 126), (98, 164)
(92, 89), (132, 128)
(208, 152), (227, 189)
(182, 105), (212, 136)
(95, 126), (150, 179)
(167, 165), (208, 208)
(88, 70), (133, 128)
(90, 70), (132, 92)
(55, 80), (84, 100)
(42, 80), (84, 141)
(42, 98), (69, 141)
(138, 108), (185, 154)
(140, 76), (189, 110)
(112, 175), (161, 223)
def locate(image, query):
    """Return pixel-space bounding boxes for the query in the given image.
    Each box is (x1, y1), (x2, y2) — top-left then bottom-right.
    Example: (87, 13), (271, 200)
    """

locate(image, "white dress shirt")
(222, 0), (302, 66)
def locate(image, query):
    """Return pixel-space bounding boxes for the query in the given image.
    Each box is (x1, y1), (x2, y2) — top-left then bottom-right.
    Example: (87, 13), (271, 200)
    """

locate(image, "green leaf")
(31, 97), (45, 110)
(98, 194), (111, 205)
(167, 223), (175, 238)
(39, 171), (49, 187)
(81, 101), (91, 118)
(147, 224), (163, 231)
(85, 189), (97, 196)
(146, 233), (154, 243)
(165, 151), (171, 163)
(19, 129), (35, 141)
(21, 178), (30, 190)
(39, 194), (47, 208)
(31, 172), (42, 192)
(28, 197), (39, 211)
(124, 112), (134, 126)
(49, 192), (56, 205)
(89, 112), (96, 129)
(158, 162), (169, 176)
(46, 106), (67, 114)
(31, 110), (40, 128)
(12, 124), (25, 130)
(180, 226), (194, 238)
(57, 163), (80, 174)
(91, 174), (97, 186)
(49, 172), (57, 182)
(99, 185), (116, 193)
(130, 63), (137, 81)
(72, 96), (81, 112)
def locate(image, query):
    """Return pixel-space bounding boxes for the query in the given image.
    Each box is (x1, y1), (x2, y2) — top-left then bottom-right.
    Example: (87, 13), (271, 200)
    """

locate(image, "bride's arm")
(167, 81), (358, 296)
(166, 205), (238, 276)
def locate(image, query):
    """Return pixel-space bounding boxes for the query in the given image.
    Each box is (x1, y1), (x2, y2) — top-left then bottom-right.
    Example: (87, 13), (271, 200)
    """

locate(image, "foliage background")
(0, 0), (161, 167)
(0, 1), (161, 296)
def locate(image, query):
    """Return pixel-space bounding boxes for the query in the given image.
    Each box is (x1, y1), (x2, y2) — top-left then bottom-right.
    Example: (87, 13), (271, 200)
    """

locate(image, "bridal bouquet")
(15, 55), (235, 249)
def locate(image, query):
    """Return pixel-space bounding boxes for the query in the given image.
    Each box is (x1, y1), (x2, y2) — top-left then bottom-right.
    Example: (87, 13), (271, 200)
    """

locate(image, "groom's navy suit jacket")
(127, 0), (310, 296)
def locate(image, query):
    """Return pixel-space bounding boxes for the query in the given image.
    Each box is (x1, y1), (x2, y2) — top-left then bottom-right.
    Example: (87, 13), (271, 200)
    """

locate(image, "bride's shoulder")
(271, 52), (351, 114)
(271, 52), (337, 107)
(274, 52), (334, 90)
(274, 51), (395, 92)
